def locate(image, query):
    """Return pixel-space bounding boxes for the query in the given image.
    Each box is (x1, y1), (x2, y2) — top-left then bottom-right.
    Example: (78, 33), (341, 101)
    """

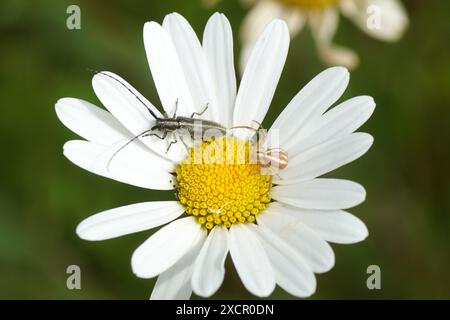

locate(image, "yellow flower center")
(176, 136), (272, 230)
(277, 0), (338, 9)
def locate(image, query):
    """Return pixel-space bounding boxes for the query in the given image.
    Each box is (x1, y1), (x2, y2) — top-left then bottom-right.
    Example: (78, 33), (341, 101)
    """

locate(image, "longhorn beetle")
(90, 71), (227, 171)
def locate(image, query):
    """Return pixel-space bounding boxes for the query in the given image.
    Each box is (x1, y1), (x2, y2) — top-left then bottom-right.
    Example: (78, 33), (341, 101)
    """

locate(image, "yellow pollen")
(176, 137), (272, 229)
(277, 0), (337, 9)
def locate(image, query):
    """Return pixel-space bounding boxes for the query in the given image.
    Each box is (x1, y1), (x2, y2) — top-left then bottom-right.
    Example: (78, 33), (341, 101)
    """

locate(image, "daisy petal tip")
(315, 66), (350, 91)
(364, 95), (376, 111)
(294, 275), (317, 298)
(75, 223), (87, 239)
(250, 284), (276, 298)
(130, 254), (151, 279)
(366, 133), (375, 146)
(133, 270), (151, 279)
(363, 229), (369, 241)
(132, 269), (152, 279)
(331, 66), (350, 79)
(273, 19), (290, 40)
(91, 71), (107, 87)
(357, 93), (375, 105)
(270, 18), (288, 29)
(192, 284), (218, 299)
(349, 215), (369, 244)
(355, 223), (369, 243)
(346, 181), (367, 208)
(163, 11), (184, 25)
(356, 132), (375, 150)
(367, 95), (376, 104)
(360, 189), (367, 204)
(209, 11), (222, 19)
(320, 255), (336, 274)
(55, 97), (79, 116)
(75, 215), (118, 242)
(55, 97), (68, 108)
(260, 18), (289, 43)
(75, 221), (98, 241)
(143, 21), (158, 31)
(143, 21), (163, 40)
(206, 12), (229, 31)
(62, 140), (76, 152)
(212, 12), (231, 28)
(143, 21), (151, 32)
(54, 100), (65, 118)
(359, 133), (375, 157)
(306, 282), (317, 298)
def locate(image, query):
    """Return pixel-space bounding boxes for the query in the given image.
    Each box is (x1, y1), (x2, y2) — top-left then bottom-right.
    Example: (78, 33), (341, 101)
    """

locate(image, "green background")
(1, 0), (449, 299)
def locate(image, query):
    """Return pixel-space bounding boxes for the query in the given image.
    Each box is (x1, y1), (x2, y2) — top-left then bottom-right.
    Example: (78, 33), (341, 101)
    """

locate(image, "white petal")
(267, 67), (349, 150)
(272, 178), (366, 210)
(284, 9), (306, 37)
(228, 223), (275, 297)
(131, 217), (206, 279)
(258, 207), (335, 273)
(238, 45), (253, 79)
(63, 140), (174, 190)
(309, 7), (339, 46)
(277, 133), (373, 184)
(251, 224), (316, 297)
(143, 21), (195, 117)
(276, 203), (369, 244)
(91, 71), (186, 162)
(288, 96), (375, 154)
(320, 96), (375, 135)
(240, 1), (285, 46)
(191, 226), (229, 297)
(55, 98), (131, 145)
(92, 71), (160, 131)
(317, 44), (359, 70)
(76, 201), (185, 241)
(340, 0), (409, 42)
(163, 13), (218, 122)
(203, 13), (237, 127)
(150, 239), (203, 300)
(233, 19), (289, 138)
(309, 8), (359, 69)
(239, 1), (303, 72)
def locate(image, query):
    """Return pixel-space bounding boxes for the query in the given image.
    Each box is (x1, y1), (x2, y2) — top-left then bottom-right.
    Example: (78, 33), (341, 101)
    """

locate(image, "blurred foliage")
(0, 0), (449, 299)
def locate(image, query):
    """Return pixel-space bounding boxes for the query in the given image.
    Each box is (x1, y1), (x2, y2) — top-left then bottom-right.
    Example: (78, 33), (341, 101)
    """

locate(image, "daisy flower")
(207, 0), (409, 69)
(55, 12), (374, 299)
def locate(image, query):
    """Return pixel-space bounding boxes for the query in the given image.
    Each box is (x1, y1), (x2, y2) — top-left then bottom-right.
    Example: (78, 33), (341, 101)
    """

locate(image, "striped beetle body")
(92, 71), (227, 170)
(151, 116), (226, 138)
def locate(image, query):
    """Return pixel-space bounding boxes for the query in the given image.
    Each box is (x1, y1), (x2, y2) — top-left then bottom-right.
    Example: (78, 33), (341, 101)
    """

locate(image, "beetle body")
(151, 116), (226, 138)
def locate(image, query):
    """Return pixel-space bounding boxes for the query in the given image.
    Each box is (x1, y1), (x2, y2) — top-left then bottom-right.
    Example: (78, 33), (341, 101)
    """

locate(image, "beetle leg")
(172, 98), (179, 118)
(190, 103), (209, 118)
(166, 137), (178, 153)
(142, 130), (168, 140)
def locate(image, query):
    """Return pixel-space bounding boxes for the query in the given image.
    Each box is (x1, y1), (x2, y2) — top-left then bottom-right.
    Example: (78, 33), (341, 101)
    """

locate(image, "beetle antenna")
(105, 130), (153, 172)
(86, 68), (159, 120)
